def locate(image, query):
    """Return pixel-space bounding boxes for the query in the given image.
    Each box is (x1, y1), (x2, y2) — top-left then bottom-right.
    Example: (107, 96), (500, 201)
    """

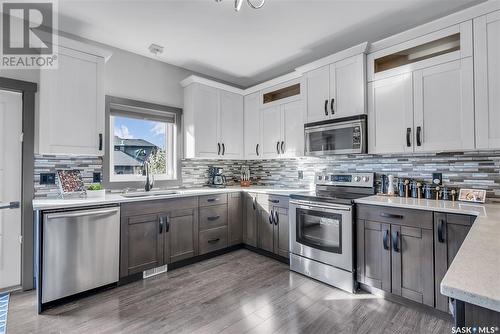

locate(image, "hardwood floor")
(7, 249), (452, 333)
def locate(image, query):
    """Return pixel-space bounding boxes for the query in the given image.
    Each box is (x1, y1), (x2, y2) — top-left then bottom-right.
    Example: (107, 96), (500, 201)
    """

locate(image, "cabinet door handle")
(98, 133), (103, 151)
(208, 238), (220, 244)
(416, 126), (422, 146)
(269, 210), (274, 224)
(252, 197), (256, 210)
(159, 216), (164, 234)
(217, 143), (221, 155)
(392, 231), (399, 253)
(274, 211), (279, 225)
(222, 143), (225, 155)
(330, 98), (335, 115)
(324, 99), (328, 116)
(406, 128), (411, 147)
(438, 219), (445, 243)
(207, 215), (220, 221)
(165, 216), (170, 233)
(276, 141), (280, 154)
(383, 229), (389, 250)
(256, 144), (259, 156)
(280, 141), (284, 154)
(380, 213), (403, 219)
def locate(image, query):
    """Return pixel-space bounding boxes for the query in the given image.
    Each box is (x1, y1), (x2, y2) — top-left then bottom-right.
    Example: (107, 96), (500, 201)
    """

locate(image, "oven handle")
(290, 200), (351, 212)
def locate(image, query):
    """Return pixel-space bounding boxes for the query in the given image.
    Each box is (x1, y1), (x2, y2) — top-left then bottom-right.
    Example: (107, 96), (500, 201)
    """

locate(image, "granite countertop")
(32, 186), (310, 210)
(355, 195), (500, 313)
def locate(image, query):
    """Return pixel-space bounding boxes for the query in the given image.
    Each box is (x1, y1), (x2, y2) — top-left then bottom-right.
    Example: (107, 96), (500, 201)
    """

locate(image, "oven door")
(290, 200), (353, 271)
(304, 119), (365, 156)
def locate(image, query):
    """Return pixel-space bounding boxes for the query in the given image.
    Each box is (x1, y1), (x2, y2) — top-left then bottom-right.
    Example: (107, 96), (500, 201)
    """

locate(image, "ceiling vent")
(148, 44), (164, 56)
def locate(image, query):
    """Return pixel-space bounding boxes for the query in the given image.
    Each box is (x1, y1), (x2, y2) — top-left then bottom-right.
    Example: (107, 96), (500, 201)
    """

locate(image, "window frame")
(103, 96), (183, 189)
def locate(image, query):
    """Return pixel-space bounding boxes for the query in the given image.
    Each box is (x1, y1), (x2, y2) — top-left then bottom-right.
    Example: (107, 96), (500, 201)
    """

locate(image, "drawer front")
(357, 204), (432, 229)
(199, 193), (228, 207)
(257, 194), (288, 208)
(199, 205), (228, 231)
(199, 226), (228, 255)
(121, 196), (198, 217)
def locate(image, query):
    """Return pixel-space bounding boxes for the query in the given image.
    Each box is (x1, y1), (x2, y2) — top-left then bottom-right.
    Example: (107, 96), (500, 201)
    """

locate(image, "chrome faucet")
(144, 161), (154, 191)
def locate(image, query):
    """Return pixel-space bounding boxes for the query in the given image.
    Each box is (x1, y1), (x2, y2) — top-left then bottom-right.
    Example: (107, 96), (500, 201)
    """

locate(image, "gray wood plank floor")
(7, 249), (452, 334)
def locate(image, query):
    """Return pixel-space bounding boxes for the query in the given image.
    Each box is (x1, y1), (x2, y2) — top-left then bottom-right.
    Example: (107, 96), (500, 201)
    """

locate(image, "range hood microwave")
(304, 115), (367, 156)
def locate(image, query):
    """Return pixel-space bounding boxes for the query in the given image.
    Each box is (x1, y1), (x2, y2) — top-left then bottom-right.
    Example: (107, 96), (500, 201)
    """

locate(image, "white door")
(0, 90), (22, 290)
(244, 92), (262, 159)
(193, 84), (220, 158)
(282, 101), (304, 158)
(368, 73), (414, 154)
(413, 58), (474, 152)
(331, 54), (365, 119)
(474, 11), (500, 149)
(219, 90), (243, 159)
(261, 105), (282, 159)
(306, 65), (330, 123)
(38, 46), (104, 156)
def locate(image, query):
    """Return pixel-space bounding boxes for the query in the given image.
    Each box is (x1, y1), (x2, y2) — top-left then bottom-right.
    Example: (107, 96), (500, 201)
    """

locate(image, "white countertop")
(355, 195), (500, 313)
(32, 186), (309, 210)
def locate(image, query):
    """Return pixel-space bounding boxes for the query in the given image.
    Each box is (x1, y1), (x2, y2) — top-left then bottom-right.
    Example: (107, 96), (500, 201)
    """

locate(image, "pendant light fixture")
(215, 0), (266, 12)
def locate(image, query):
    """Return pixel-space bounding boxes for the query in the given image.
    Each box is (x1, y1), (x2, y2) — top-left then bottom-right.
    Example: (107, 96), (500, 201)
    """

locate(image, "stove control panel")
(315, 172), (374, 188)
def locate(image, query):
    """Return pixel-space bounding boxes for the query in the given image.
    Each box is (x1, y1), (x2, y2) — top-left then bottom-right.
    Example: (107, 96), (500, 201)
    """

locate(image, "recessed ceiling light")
(148, 44), (164, 56)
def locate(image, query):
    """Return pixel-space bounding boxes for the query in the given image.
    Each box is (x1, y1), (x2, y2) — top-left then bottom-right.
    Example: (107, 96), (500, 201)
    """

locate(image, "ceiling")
(58, 0), (485, 88)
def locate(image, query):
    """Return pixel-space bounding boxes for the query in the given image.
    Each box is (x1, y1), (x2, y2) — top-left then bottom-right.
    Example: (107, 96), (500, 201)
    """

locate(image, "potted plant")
(86, 183), (105, 199)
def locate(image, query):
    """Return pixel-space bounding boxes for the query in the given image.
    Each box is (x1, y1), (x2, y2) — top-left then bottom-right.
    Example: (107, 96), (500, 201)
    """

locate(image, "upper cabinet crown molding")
(368, 0), (500, 54)
(180, 75), (245, 95)
(295, 42), (368, 74)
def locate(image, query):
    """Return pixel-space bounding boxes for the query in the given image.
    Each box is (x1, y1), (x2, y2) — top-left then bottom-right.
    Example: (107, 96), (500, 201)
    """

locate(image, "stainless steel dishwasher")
(41, 205), (120, 304)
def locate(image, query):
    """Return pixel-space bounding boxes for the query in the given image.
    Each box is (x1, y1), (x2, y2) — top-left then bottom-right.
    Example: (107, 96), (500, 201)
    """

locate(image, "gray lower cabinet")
(228, 192), (243, 246)
(256, 194), (289, 257)
(434, 212), (474, 312)
(243, 192), (258, 247)
(120, 197), (198, 278)
(199, 226), (228, 255)
(357, 204), (434, 307)
(258, 202), (274, 252)
(273, 206), (289, 258)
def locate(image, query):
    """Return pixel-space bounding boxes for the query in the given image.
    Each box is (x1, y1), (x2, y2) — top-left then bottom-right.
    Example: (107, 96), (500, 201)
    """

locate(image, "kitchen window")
(104, 96), (182, 187)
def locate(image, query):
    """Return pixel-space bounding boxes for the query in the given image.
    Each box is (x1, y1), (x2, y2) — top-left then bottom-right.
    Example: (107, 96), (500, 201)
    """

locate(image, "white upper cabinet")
(219, 90), (244, 159)
(474, 11), (500, 149)
(244, 92), (262, 159)
(306, 65), (330, 123)
(368, 73), (414, 154)
(183, 82), (243, 159)
(305, 53), (366, 123)
(38, 43), (108, 156)
(413, 58), (474, 152)
(261, 101), (304, 159)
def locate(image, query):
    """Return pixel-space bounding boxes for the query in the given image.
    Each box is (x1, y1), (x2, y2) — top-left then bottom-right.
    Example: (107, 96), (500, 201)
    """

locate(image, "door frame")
(0, 77), (37, 291)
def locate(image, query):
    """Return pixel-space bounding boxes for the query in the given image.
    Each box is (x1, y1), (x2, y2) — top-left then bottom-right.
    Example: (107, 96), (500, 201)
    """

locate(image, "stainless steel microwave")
(304, 115), (367, 156)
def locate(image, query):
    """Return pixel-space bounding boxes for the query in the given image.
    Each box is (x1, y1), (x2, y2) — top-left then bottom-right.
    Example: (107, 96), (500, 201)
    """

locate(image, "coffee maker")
(208, 167), (227, 188)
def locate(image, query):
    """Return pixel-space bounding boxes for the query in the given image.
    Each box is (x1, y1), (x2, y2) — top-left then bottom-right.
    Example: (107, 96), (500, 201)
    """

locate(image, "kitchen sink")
(121, 190), (180, 198)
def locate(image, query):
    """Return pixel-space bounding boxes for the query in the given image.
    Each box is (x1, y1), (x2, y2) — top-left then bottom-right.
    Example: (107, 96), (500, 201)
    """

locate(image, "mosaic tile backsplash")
(35, 151), (500, 199)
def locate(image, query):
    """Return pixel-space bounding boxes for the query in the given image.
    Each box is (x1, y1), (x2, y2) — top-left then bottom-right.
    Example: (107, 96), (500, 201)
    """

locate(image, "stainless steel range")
(289, 172), (375, 293)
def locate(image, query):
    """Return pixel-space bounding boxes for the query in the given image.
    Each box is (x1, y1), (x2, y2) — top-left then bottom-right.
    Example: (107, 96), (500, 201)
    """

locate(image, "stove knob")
(362, 176), (370, 182)
(353, 176), (361, 182)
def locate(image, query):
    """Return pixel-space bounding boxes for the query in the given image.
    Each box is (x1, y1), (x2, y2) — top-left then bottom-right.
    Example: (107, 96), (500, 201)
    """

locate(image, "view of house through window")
(109, 111), (176, 181)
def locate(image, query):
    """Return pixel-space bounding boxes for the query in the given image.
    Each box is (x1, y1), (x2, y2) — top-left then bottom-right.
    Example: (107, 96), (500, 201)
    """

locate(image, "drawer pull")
(207, 198), (219, 202)
(380, 213), (403, 219)
(208, 238), (220, 244)
(392, 231), (400, 253)
(268, 199), (279, 204)
(207, 215), (220, 221)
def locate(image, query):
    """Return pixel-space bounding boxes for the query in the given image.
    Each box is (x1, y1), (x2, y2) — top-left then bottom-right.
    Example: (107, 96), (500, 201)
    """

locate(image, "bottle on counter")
(398, 179), (405, 197)
(423, 184), (433, 199)
(441, 187), (450, 201)
(411, 181), (418, 198)
(387, 175), (395, 195)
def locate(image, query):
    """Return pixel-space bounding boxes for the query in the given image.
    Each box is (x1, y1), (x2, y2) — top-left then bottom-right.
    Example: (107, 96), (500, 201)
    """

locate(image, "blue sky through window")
(113, 116), (166, 150)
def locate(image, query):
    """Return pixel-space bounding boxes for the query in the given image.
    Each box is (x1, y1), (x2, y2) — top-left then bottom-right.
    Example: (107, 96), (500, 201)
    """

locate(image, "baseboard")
(243, 244), (290, 265)
(168, 244), (244, 270)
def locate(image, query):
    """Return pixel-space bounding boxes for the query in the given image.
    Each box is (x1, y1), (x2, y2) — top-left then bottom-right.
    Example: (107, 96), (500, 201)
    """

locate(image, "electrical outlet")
(298, 170), (304, 180)
(93, 172), (102, 183)
(40, 173), (56, 185)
